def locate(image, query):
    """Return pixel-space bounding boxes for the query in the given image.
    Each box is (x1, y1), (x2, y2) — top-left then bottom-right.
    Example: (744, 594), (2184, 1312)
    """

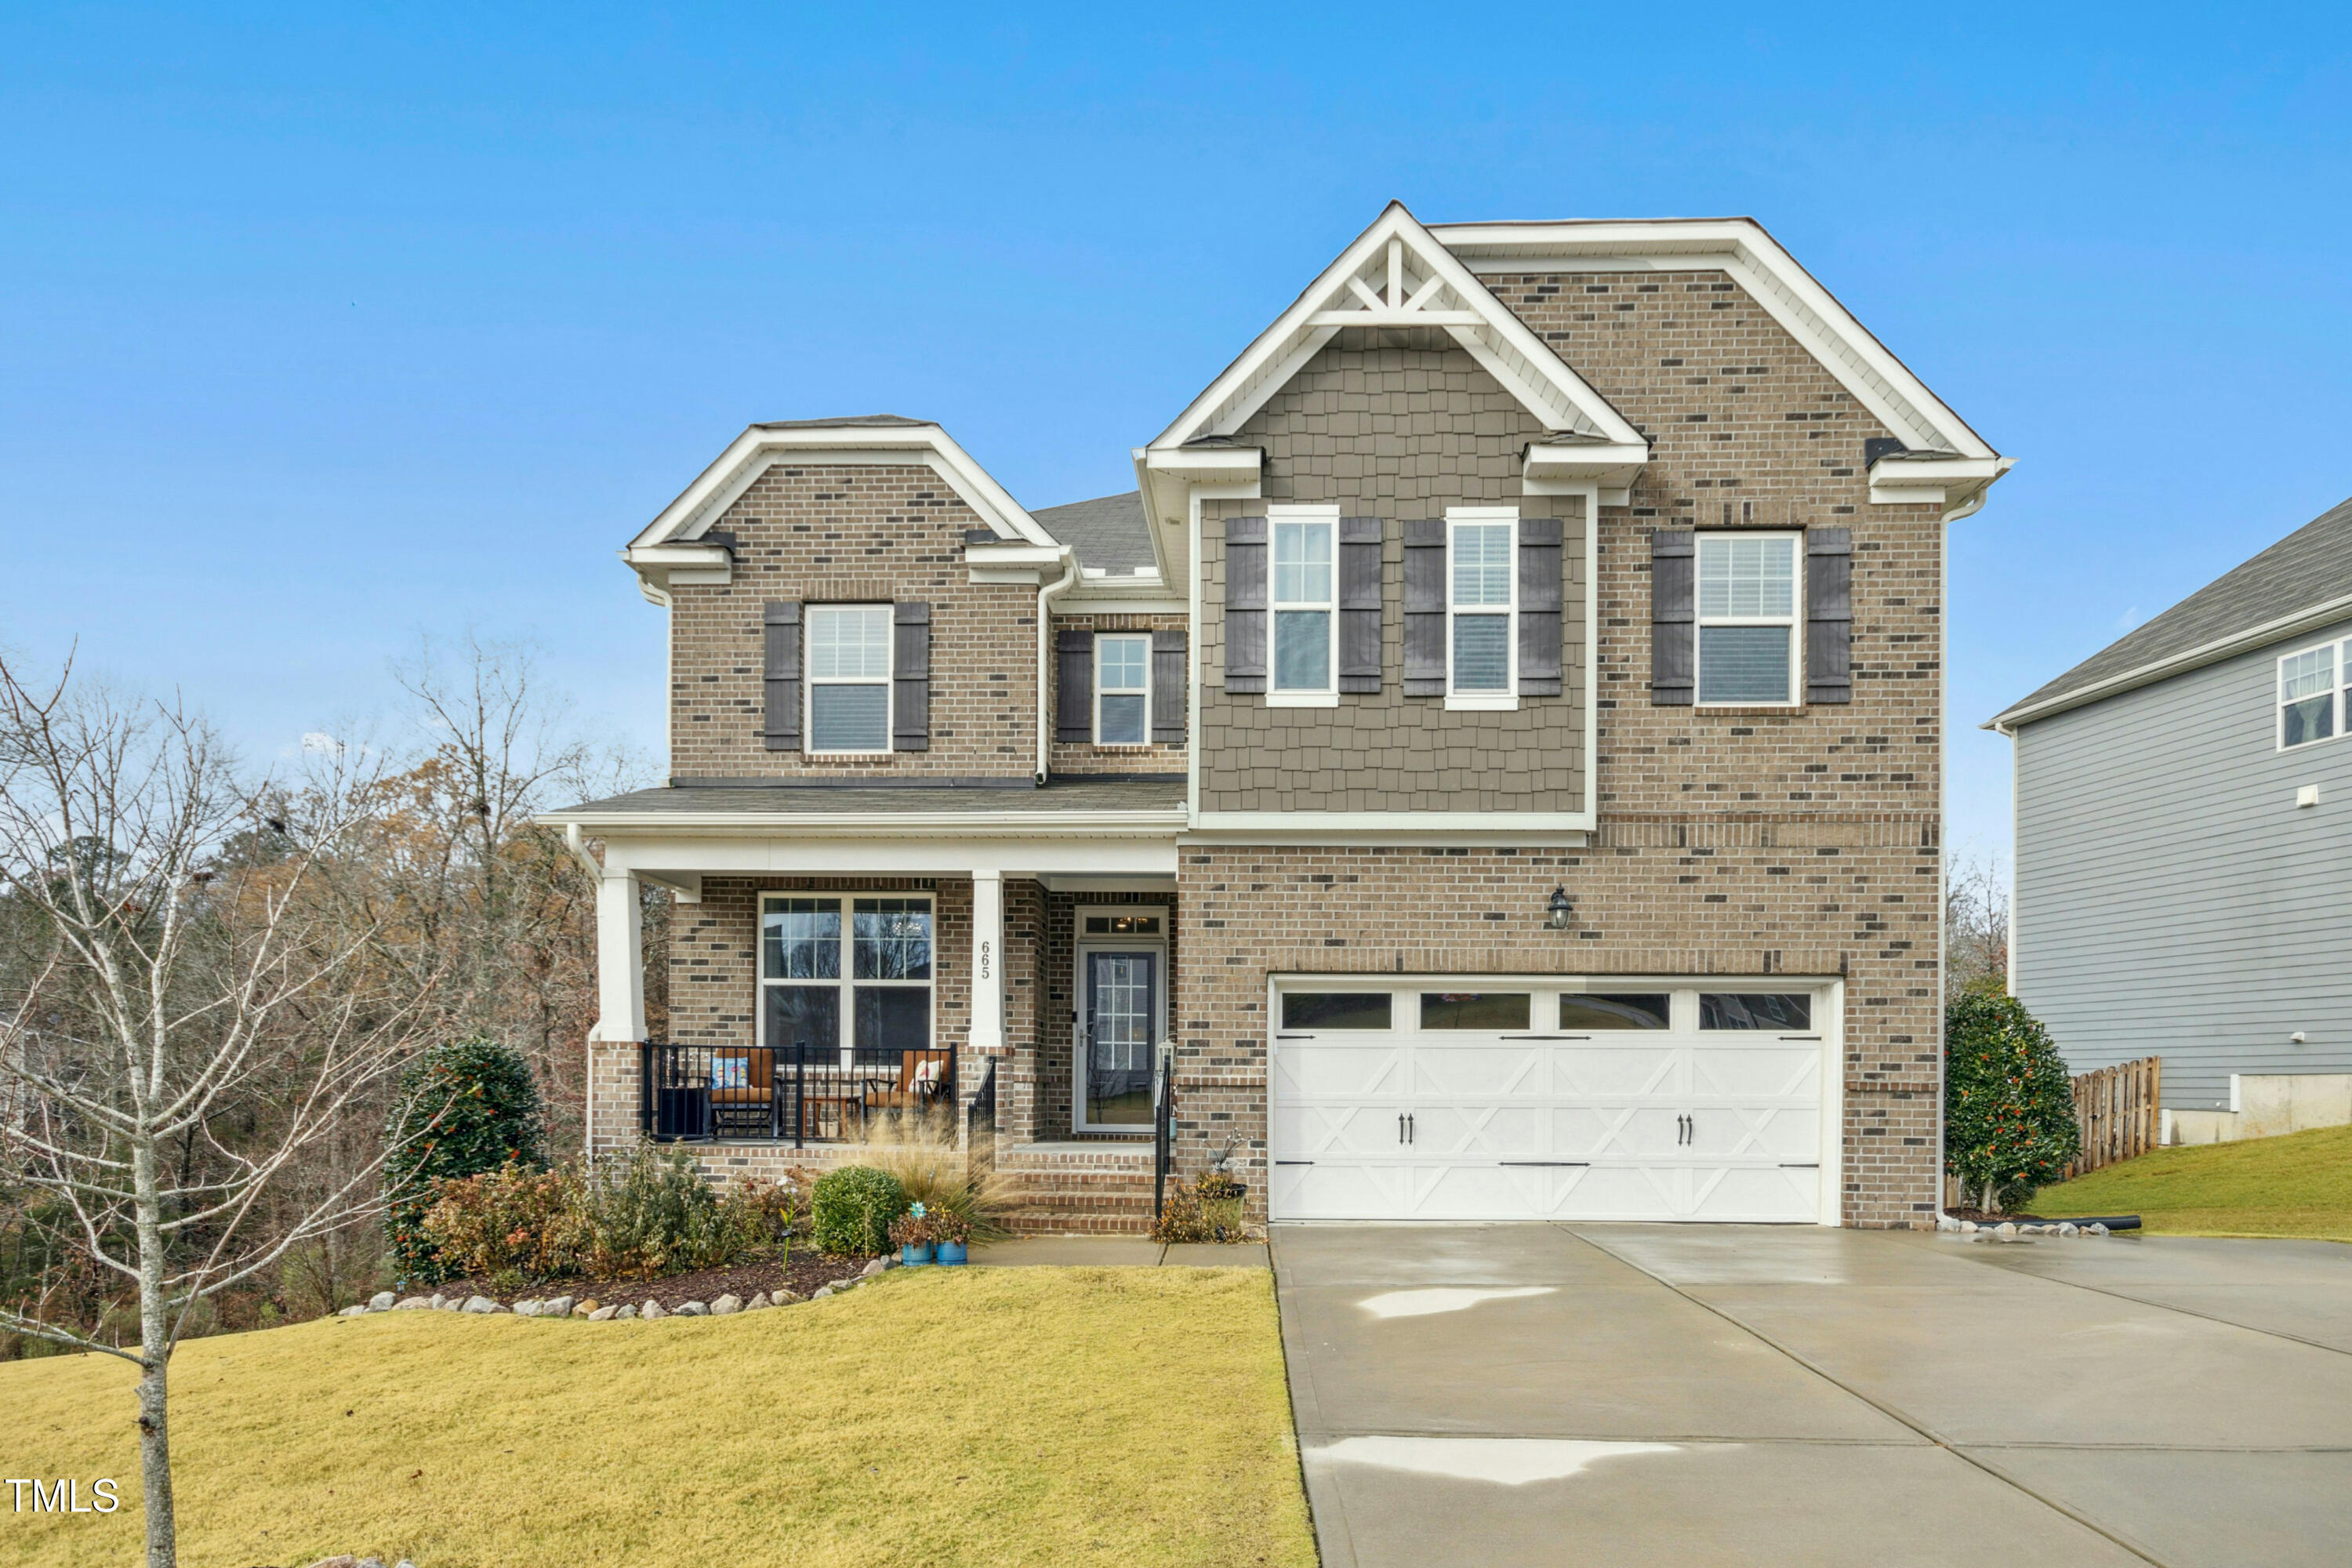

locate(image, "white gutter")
(1035, 546), (1080, 782)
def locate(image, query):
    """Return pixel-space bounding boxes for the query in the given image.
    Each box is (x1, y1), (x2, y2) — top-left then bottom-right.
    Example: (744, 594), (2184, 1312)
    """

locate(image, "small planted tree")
(1945, 989), (2080, 1214)
(382, 1035), (545, 1283)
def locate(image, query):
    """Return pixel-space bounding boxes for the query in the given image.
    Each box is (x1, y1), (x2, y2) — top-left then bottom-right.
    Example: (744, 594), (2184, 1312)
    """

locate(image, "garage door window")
(1559, 993), (1671, 1030)
(1419, 993), (1531, 1029)
(1281, 993), (1393, 1030)
(1700, 993), (1812, 1030)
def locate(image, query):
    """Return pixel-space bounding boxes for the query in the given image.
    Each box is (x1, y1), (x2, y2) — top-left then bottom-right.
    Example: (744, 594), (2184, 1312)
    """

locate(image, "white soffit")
(629, 422), (1060, 551)
(1149, 202), (1647, 454)
(1430, 218), (1999, 463)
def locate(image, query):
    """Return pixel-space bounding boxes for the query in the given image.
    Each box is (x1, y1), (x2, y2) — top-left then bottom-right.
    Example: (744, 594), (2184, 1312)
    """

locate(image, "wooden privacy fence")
(2069, 1056), (2161, 1178)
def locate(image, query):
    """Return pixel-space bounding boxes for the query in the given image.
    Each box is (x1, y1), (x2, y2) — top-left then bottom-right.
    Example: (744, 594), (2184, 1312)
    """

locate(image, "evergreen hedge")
(383, 1035), (546, 1283)
(1945, 989), (2080, 1213)
(811, 1166), (907, 1256)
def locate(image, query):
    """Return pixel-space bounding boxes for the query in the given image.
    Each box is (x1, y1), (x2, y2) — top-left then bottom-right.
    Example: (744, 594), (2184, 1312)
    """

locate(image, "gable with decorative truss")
(1149, 202), (1649, 454)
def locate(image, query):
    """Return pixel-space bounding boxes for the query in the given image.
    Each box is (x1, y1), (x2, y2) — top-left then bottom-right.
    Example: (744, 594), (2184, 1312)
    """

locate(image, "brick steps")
(996, 1141), (1156, 1236)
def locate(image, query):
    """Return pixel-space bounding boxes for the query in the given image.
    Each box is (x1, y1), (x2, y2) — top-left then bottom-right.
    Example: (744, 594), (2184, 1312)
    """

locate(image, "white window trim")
(1446, 506), (1519, 712)
(1073, 904), (1168, 1133)
(1269, 503), (1340, 705)
(1694, 531), (1803, 710)
(1094, 632), (1153, 746)
(804, 604), (895, 755)
(2275, 637), (2349, 753)
(756, 891), (937, 1067)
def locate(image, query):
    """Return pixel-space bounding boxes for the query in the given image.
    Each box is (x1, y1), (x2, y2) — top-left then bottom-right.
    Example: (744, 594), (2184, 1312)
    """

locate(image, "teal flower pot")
(935, 1240), (967, 1265)
(901, 1242), (935, 1266)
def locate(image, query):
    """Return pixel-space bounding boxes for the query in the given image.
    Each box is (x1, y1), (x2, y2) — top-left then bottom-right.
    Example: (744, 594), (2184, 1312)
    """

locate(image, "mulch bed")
(437, 1248), (880, 1312)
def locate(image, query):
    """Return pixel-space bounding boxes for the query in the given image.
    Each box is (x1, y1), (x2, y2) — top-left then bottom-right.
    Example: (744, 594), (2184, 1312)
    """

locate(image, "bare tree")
(1946, 850), (2011, 999)
(0, 654), (437, 1568)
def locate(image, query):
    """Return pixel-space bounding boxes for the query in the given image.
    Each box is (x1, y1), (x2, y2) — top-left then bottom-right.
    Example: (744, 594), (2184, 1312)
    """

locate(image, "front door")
(1080, 950), (1157, 1131)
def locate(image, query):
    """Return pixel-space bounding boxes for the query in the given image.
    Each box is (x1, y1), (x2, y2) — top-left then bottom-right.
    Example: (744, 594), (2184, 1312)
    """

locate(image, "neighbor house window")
(1096, 633), (1150, 745)
(1696, 533), (1799, 705)
(807, 605), (893, 752)
(761, 894), (933, 1066)
(2278, 641), (2339, 749)
(1450, 510), (1516, 704)
(1272, 508), (1336, 696)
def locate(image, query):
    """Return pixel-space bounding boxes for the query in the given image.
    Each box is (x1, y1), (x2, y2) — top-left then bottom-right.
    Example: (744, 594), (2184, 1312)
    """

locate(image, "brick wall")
(1046, 611), (1189, 777)
(666, 463), (1039, 781)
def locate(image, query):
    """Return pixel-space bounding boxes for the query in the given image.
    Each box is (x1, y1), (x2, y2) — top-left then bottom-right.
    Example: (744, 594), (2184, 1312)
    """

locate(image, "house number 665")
(979, 939), (993, 981)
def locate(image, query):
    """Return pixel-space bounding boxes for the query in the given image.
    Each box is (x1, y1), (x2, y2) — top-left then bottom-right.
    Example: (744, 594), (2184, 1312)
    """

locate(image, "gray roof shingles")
(547, 777), (1186, 818)
(1998, 495), (2352, 724)
(1030, 490), (1157, 572)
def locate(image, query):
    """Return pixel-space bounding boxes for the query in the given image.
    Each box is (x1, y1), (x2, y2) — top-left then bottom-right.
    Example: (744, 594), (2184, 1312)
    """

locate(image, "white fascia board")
(1987, 591), (2352, 734)
(1147, 203), (1643, 455)
(1435, 219), (2002, 465)
(1868, 454), (2013, 508)
(1523, 441), (1650, 490)
(619, 542), (735, 603)
(535, 809), (1185, 839)
(589, 833), (1181, 877)
(630, 423), (1058, 552)
(1187, 811), (1595, 837)
(1057, 592), (1188, 615)
(1144, 446), (1264, 481)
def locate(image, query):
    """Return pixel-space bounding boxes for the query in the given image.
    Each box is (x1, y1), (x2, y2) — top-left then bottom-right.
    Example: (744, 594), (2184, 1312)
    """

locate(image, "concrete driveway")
(1272, 1223), (2352, 1568)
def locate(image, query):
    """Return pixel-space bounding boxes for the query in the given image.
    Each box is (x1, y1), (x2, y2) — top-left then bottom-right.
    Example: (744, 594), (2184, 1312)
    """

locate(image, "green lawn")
(0, 1266), (1317, 1568)
(2029, 1122), (2352, 1242)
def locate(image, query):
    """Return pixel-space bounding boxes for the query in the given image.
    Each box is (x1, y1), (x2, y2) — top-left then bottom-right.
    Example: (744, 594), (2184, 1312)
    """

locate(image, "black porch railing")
(639, 1042), (956, 1146)
(1152, 1040), (1174, 1219)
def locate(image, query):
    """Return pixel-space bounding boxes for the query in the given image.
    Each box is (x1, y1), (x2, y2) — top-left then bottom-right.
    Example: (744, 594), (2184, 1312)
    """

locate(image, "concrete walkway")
(1272, 1223), (2352, 1568)
(967, 1236), (1269, 1269)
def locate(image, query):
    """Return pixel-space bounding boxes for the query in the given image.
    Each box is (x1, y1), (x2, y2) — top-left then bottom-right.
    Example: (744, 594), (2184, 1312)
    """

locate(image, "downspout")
(1036, 546), (1080, 784)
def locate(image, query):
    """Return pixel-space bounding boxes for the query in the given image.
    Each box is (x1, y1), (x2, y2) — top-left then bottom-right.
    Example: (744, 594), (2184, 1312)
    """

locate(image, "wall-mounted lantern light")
(1545, 885), (1573, 931)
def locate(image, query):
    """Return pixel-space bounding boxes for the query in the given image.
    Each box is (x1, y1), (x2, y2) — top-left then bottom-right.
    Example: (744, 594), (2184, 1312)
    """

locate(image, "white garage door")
(1269, 982), (1836, 1224)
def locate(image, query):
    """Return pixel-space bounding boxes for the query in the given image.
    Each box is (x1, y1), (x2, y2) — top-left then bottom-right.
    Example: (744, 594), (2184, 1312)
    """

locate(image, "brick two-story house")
(543, 204), (2009, 1231)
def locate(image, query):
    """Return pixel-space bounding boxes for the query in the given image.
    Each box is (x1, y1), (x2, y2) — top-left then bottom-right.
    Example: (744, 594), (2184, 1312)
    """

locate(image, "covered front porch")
(546, 781), (1186, 1221)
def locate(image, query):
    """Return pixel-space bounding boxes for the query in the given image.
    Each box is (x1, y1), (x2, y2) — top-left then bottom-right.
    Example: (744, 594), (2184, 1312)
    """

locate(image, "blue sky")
(4, 5), (2349, 862)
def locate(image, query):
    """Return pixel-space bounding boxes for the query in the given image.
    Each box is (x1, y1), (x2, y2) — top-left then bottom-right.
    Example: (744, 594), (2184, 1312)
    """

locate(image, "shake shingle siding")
(2013, 616), (2352, 1111)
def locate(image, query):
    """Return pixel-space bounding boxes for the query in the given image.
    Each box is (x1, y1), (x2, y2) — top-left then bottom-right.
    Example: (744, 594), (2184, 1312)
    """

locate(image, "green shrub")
(811, 1166), (906, 1255)
(1149, 1172), (1248, 1244)
(1946, 990), (2081, 1213)
(383, 1035), (546, 1283)
(420, 1163), (590, 1281)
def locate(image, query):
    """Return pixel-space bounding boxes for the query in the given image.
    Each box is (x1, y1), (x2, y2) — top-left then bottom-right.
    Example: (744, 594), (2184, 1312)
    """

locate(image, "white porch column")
(971, 869), (1004, 1054)
(590, 870), (647, 1043)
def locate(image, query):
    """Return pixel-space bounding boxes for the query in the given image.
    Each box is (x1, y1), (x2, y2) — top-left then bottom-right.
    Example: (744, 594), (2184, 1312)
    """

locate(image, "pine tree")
(1944, 989), (2080, 1213)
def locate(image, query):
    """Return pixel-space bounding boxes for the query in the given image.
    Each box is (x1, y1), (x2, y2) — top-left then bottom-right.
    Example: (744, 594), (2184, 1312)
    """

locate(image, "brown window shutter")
(1806, 528), (1853, 705)
(1517, 517), (1563, 697)
(1223, 517), (1267, 694)
(1150, 629), (1187, 744)
(891, 602), (931, 751)
(1057, 629), (1093, 743)
(763, 601), (802, 750)
(1650, 532), (1695, 706)
(1403, 519), (1446, 696)
(1338, 517), (1385, 694)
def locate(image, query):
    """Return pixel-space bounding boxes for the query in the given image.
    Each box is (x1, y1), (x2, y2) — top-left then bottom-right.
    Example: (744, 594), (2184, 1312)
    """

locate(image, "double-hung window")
(1696, 533), (1800, 706)
(1096, 633), (1150, 745)
(760, 894), (933, 1068)
(2278, 639), (2348, 749)
(1449, 509), (1516, 706)
(1271, 506), (1337, 702)
(807, 605), (894, 753)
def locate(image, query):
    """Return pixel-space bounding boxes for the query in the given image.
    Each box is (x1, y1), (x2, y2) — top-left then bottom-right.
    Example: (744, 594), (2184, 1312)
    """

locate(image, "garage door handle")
(1275, 1160), (1315, 1167)
(1398, 1112), (1406, 1145)
(1779, 1162), (1819, 1168)
(1407, 1112), (1415, 1145)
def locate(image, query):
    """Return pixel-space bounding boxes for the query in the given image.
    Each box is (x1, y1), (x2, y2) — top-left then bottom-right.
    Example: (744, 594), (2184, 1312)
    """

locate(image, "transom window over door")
(760, 895), (932, 1065)
(807, 606), (893, 752)
(1449, 510), (1516, 705)
(1272, 506), (1337, 699)
(1697, 534), (1799, 705)
(1096, 633), (1150, 745)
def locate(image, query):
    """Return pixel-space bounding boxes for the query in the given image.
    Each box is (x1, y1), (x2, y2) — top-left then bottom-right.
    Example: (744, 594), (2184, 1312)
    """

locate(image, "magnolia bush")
(1945, 990), (2080, 1213)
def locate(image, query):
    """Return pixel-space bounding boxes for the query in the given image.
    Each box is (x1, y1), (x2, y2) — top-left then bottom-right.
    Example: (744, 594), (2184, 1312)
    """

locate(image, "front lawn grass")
(2028, 1122), (2352, 1242)
(0, 1265), (1316, 1568)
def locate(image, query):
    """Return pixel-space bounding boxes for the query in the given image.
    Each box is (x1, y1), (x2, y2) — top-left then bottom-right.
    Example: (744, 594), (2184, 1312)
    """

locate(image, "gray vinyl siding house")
(1994, 496), (2352, 1135)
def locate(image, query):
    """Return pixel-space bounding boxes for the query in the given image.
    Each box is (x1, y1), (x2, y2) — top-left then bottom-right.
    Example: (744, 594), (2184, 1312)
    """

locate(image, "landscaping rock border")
(338, 1259), (896, 1323)
(1937, 1214), (2111, 1243)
